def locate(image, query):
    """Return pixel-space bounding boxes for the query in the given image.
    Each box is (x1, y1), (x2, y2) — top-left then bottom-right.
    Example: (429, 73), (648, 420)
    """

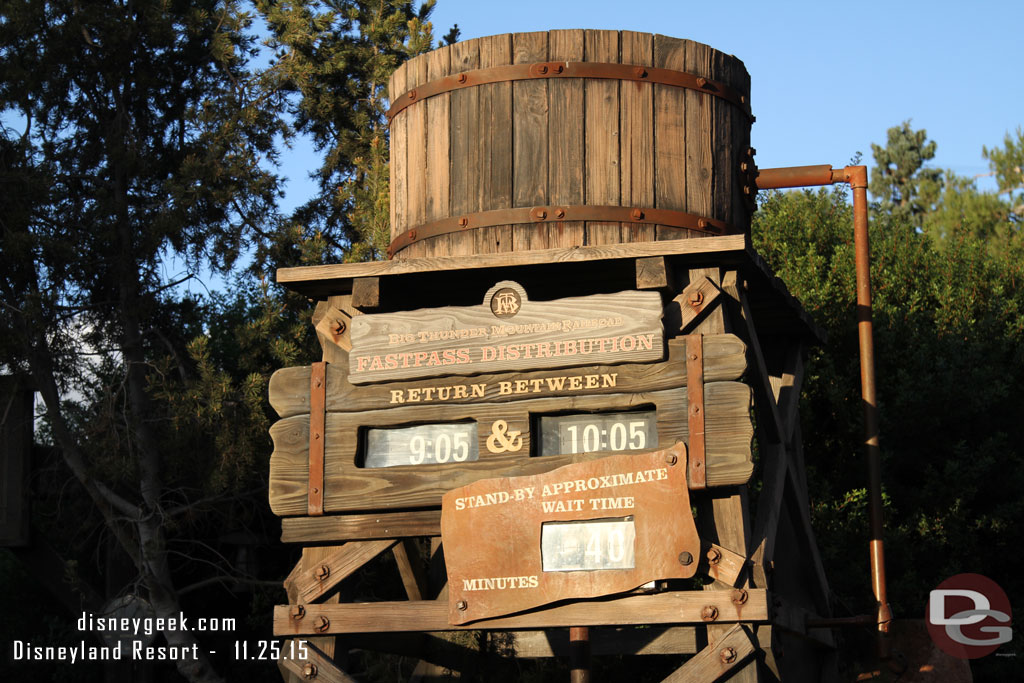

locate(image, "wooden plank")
(584, 29), (621, 245)
(279, 640), (357, 683)
(388, 61), (408, 247)
(449, 37), (481, 256)
(425, 45), (452, 256)
(669, 276), (722, 334)
(349, 277), (380, 312)
(281, 510), (442, 544)
(392, 539), (429, 601)
(684, 40), (713, 228)
(269, 383), (755, 516)
(635, 256), (670, 291)
(507, 626), (699, 657)
(405, 54), (428, 253)
(547, 29), (585, 249)
(512, 31), (549, 250)
(653, 35), (689, 241)
(278, 233), (747, 288)
(620, 31), (655, 243)
(347, 287), (664, 384)
(661, 624), (756, 683)
(275, 590), (770, 635)
(477, 34), (512, 254)
(288, 540), (398, 604)
(270, 334), (748, 417)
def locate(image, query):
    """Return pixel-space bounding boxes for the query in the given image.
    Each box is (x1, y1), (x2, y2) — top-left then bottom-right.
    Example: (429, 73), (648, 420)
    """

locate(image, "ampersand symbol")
(486, 419), (523, 454)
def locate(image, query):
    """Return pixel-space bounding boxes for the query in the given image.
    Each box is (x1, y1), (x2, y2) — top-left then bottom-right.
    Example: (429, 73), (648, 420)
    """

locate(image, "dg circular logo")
(926, 573), (1012, 659)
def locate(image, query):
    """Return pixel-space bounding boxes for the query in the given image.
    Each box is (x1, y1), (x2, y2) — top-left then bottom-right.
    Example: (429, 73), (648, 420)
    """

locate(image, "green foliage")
(870, 121), (943, 226)
(983, 125), (1024, 218)
(753, 172), (1024, 624)
(256, 0), (437, 261)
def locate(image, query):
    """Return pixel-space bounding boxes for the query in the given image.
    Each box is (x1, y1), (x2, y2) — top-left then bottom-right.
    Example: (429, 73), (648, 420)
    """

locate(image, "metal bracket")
(685, 334), (706, 489)
(308, 362), (327, 516)
(388, 205), (736, 258)
(387, 60), (752, 122)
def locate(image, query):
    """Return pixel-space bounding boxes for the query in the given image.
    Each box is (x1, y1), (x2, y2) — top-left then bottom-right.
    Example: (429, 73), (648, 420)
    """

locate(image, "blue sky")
(279, 0), (1023, 209)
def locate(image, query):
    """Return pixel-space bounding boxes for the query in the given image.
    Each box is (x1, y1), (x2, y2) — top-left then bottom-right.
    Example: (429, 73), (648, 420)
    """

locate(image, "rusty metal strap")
(685, 334), (706, 490)
(308, 362), (327, 516)
(388, 205), (737, 258)
(387, 61), (752, 122)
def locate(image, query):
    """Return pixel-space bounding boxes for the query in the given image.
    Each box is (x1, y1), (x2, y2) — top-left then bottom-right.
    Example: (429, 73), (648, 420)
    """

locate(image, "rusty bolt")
(701, 605), (719, 622)
(290, 605), (306, 620)
(554, 208), (565, 219)
(743, 185), (751, 195)
(302, 662), (319, 679)
(706, 547), (722, 565)
(457, 73), (467, 83)
(692, 405), (700, 415)
(458, 216), (469, 227)
(720, 647), (737, 664)
(678, 551), (693, 566)
(456, 600), (468, 611)
(698, 218), (709, 230)
(689, 291), (704, 307)
(732, 588), (748, 605)
(633, 66), (647, 78)
(740, 161), (750, 173)
(747, 147), (756, 156)
(696, 77), (708, 88)
(630, 208), (644, 220)
(532, 209), (547, 221)
(665, 453), (678, 466)
(408, 90), (417, 100)
(333, 320), (346, 335)
(409, 229), (417, 240)
(689, 353), (698, 361)
(314, 564), (330, 581)
(314, 616), (330, 632)
(539, 65), (548, 74)
(554, 64), (564, 74)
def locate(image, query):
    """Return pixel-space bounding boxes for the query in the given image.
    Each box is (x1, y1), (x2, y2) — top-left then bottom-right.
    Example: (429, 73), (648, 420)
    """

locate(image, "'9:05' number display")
(363, 423), (479, 468)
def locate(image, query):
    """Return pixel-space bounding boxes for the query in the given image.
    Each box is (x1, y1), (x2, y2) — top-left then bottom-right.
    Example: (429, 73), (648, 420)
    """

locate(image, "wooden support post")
(635, 256), (672, 291)
(351, 277), (381, 311)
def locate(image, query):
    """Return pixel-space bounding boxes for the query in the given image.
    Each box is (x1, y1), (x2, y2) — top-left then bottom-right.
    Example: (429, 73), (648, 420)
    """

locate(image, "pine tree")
(869, 120), (943, 226)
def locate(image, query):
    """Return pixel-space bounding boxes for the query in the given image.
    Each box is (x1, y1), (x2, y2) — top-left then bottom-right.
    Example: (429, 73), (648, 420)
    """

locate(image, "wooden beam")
(274, 590), (769, 635)
(635, 256), (672, 291)
(392, 539), (429, 601)
(281, 510), (443, 544)
(661, 624), (756, 683)
(505, 626), (699, 657)
(350, 277), (381, 311)
(287, 541), (398, 604)
(278, 235), (748, 293)
(279, 640), (357, 683)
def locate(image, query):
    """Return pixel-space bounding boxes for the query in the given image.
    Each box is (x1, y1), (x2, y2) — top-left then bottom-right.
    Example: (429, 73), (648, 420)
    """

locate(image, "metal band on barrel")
(387, 206), (737, 258)
(387, 61), (752, 122)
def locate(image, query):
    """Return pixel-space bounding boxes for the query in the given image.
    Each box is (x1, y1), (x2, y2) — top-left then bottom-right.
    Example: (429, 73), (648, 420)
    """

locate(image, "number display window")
(537, 410), (657, 457)
(541, 517), (636, 571)
(363, 423), (478, 468)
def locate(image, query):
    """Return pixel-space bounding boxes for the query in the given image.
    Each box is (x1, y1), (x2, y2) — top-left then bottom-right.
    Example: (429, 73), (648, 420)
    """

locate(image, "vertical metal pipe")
(569, 627), (591, 683)
(849, 173), (894, 643)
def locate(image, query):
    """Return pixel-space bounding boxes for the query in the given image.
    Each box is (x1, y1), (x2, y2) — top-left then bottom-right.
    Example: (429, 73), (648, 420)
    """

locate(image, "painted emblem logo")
(490, 288), (521, 318)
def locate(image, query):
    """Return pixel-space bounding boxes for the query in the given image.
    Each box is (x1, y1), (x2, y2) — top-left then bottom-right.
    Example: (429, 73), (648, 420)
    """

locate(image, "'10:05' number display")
(538, 410), (658, 457)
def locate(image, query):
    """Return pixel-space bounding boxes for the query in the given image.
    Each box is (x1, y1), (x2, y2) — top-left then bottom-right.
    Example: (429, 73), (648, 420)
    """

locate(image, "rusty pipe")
(569, 627), (591, 683)
(756, 165), (893, 645)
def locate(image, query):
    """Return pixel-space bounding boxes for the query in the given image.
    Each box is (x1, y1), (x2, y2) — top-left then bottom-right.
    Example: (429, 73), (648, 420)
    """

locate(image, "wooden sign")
(348, 281), (664, 384)
(440, 444), (700, 625)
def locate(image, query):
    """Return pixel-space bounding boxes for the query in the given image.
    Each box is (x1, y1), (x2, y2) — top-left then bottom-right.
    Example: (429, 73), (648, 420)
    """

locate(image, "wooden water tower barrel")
(387, 30), (752, 259)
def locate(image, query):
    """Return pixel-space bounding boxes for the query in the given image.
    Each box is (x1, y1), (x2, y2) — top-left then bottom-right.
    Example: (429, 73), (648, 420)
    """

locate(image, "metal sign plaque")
(441, 443), (700, 625)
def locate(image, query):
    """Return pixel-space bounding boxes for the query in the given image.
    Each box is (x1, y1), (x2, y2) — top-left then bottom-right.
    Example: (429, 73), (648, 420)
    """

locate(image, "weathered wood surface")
(275, 589), (768, 635)
(269, 382), (753, 516)
(279, 640), (356, 683)
(348, 285), (664, 384)
(507, 626), (699, 657)
(387, 31), (751, 257)
(271, 333), (746, 417)
(281, 510), (443, 544)
(287, 540), (398, 604)
(661, 624), (756, 683)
